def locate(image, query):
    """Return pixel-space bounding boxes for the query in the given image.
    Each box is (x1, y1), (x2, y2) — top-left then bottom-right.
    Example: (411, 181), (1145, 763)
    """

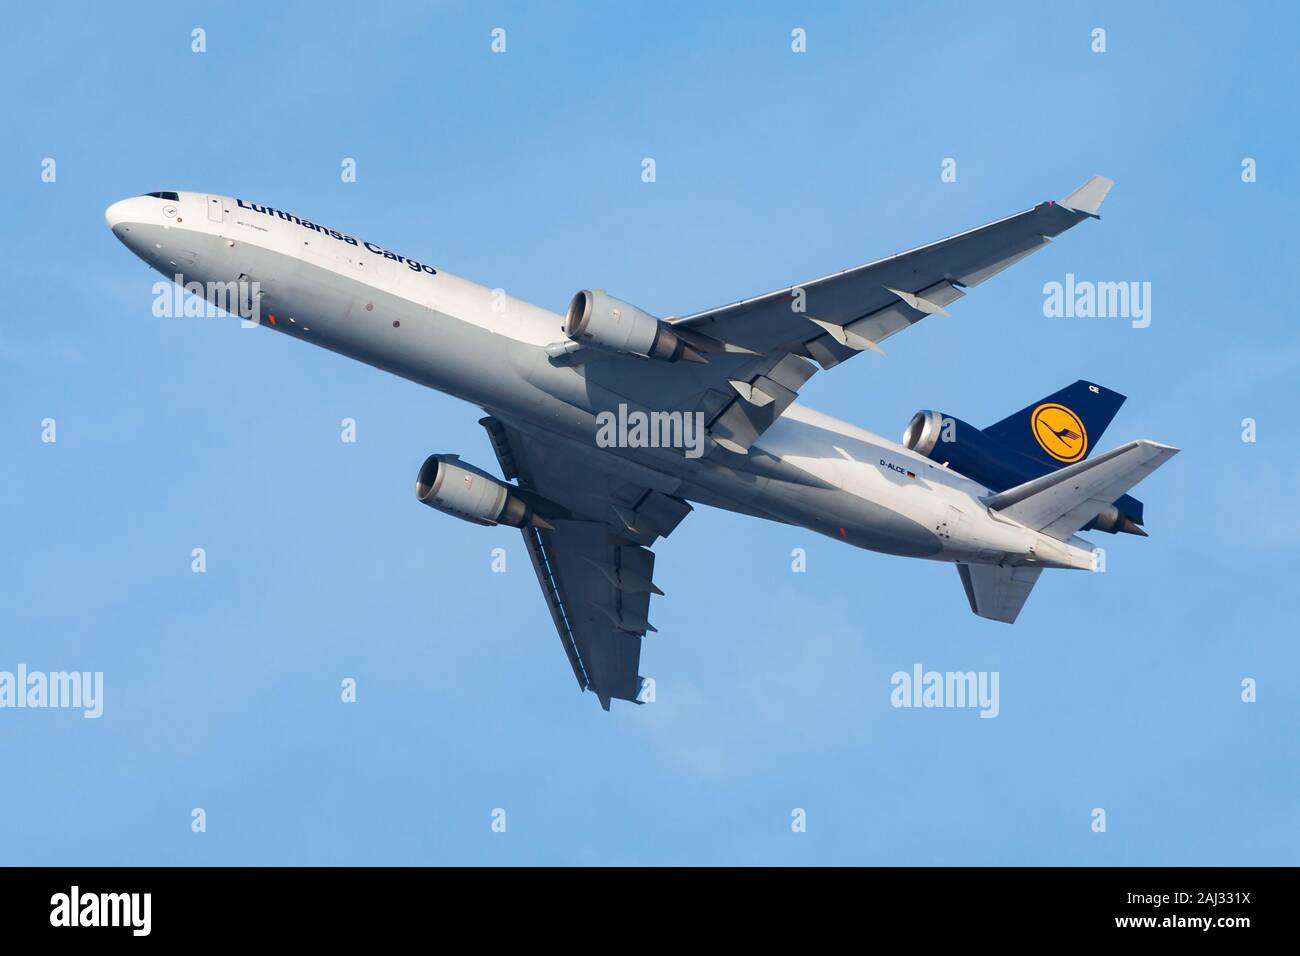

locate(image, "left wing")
(663, 176), (1114, 455)
(480, 416), (691, 710)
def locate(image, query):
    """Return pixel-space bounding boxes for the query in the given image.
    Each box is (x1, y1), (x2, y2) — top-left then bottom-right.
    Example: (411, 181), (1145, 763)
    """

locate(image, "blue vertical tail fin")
(982, 380), (1125, 469)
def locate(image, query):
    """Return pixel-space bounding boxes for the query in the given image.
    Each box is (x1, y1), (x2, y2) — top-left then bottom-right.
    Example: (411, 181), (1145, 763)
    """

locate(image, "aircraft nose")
(105, 198), (133, 231)
(105, 196), (161, 232)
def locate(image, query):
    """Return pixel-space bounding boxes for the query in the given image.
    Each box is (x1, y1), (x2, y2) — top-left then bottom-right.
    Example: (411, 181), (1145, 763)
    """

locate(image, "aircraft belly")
(135, 228), (539, 412)
(771, 480), (944, 558)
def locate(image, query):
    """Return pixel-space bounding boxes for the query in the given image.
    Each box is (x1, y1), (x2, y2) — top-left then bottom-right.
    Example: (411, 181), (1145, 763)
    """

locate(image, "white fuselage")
(105, 191), (1097, 572)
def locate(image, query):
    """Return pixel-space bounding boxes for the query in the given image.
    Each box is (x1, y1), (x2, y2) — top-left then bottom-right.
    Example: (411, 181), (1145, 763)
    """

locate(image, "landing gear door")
(206, 195), (225, 223)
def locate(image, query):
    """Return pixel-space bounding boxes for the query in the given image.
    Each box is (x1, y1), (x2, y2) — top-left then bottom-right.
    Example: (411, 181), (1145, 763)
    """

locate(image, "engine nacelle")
(902, 409), (1027, 490)
(415, 454), (534, 527)
(1085, 503), (1146, 536)
(565, 289), (698, 362)
(902, 409), (953, 459)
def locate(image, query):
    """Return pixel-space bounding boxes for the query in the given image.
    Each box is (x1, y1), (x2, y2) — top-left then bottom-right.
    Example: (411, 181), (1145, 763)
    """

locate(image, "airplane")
(106, 176), (1177, 710)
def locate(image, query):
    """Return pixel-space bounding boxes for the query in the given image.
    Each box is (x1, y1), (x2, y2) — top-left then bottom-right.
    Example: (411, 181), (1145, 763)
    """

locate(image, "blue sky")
(1, 0), (1297, 865)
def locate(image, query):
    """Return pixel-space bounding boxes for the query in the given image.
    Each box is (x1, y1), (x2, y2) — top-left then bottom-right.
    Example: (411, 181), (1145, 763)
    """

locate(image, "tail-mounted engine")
(902, 409), (1029, 492)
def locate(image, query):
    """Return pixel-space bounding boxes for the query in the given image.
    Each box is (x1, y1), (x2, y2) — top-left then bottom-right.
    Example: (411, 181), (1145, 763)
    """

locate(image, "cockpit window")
(142, 191), (180, 201)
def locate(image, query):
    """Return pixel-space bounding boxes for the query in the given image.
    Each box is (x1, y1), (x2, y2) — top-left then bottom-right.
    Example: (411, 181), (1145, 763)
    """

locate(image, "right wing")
(480, 415), (691, 710)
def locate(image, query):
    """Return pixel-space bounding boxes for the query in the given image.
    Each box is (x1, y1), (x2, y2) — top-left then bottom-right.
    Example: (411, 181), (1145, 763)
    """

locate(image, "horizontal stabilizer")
(958, 564), (1043, 624)
(986, 439), (1178, 540)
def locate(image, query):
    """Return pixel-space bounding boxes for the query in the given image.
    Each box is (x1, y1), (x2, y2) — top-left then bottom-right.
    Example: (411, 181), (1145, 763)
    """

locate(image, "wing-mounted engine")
(550, 290), (822, 458)
(563, 290), (714, 363)
(415, 454), (552, 529)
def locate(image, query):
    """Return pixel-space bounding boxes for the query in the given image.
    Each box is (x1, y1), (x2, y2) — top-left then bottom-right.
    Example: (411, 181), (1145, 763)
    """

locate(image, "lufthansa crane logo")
(1030, 403), (1088, 463)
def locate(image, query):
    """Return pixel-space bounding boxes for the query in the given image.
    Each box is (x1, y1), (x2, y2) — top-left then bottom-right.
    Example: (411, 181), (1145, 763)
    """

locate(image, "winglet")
(1059, 175), (1114, 217)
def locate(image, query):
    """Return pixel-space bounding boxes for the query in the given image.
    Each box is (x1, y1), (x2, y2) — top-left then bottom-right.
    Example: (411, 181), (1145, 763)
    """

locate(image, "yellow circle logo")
(1030, 403), (1088, 463)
